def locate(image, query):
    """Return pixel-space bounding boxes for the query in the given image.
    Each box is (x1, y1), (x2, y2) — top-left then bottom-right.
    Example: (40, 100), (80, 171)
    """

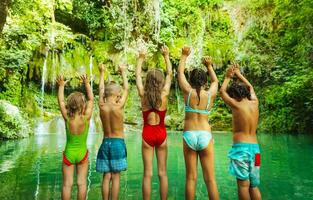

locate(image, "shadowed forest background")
(0, 0), (313, 139)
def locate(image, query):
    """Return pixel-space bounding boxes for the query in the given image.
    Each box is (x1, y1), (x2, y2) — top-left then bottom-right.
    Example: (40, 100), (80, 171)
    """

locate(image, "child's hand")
(138, 50), (146, 59)
(203, 56), (213, 66)
(182, 46), (191, 57)
(119, 64), (127, 73)
(56, 75), (68, 86)
(99, 64), (106, 72)
(233, 63), (240, 74)
(226, 66), (235, 78)
(161, 45), (169, 56)
(80, 74), (89, 83)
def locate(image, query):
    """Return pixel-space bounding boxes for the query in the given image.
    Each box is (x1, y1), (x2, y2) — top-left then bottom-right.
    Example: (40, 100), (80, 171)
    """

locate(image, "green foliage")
(0, 0), (312, 135)
(0, 101), (31, 139)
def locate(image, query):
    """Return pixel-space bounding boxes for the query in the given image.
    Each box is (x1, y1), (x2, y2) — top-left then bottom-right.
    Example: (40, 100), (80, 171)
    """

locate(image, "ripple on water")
(0, 132), (313, 199)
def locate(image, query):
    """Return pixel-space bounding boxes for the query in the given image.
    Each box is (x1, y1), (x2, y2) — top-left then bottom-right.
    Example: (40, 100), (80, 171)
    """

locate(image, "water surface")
(1, 126), (313, 200)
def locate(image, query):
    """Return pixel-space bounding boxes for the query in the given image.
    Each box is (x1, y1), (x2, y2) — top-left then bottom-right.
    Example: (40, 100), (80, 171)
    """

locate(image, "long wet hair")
(144, 69), (165, 109)
(189, 68), (208, 105)
(66, 92), (86, 118)
(227, 82), (251, 101)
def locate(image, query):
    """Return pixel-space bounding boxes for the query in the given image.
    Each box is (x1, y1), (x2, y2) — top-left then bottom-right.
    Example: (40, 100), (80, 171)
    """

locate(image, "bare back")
(99, 102), (124, 138)
(184, 89), (214, 131)
(140, 92), (168, 125)
(231, 99), (259, 143)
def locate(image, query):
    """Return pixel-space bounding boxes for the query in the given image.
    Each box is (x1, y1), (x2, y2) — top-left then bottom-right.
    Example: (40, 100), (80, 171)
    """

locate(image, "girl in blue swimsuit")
(177, 46), (219, 200)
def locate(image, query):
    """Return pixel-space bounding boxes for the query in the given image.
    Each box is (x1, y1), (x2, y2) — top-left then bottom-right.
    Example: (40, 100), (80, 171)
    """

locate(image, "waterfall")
(187, 13), (206, 68)
(89, 54), (93, 89)
(174, 70), (181, 111)
(51, 50), (56, 92)
(122, 0), (128, 62)
(40, 52), (48, 111)
(153, 0), (162, 42)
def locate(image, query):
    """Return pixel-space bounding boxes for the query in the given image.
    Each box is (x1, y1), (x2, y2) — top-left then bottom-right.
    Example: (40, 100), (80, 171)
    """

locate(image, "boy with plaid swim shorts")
(220, 64), (262, 200)
(97, 64), (129, 200)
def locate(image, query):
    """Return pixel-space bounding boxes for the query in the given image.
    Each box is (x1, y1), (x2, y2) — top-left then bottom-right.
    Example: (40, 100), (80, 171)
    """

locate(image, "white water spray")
(187, 14), (206, 68)
(40, 52), (48, 111)
(153, 0), (162, 42)
(89, 55), (93, 89)
(122, 0), (128, 62)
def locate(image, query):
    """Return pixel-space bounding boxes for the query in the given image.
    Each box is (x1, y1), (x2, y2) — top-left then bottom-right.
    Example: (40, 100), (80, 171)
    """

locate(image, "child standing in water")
(57, 75), (94, 200)
(135, 46), (172, 200)
(220, 64), (262, 200)
(178, 46), (219, 200)
(96, 64), (129, 200)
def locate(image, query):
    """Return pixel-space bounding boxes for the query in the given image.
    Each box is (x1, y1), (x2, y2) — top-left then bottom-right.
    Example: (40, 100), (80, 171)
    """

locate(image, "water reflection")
(1, 121), (313, 199)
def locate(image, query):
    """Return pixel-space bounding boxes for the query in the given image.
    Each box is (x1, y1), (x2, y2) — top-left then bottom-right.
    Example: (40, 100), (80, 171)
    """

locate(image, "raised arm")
(177, 46), (192, 93)
(234, 64), (258, 101)
(118, 64), (129, 107)
(80, 74), (94, 120)
(57, 76), (68, 120)
(135, 50), (145, 97)
(98, 64), (105, 106)
(219, 66), (238, 108)
(203, 56), (218, 97)
(161, 45), (173, 96)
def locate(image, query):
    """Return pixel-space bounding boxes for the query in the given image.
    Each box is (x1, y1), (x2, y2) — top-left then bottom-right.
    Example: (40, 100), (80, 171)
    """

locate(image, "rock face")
(0, 100), (31, 139)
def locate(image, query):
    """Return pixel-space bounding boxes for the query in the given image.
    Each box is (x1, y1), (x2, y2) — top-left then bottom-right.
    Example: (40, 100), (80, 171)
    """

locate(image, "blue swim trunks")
(183, 130), (212, 151)
(228, 143), (261, 187)
(96, 138), (127, 173)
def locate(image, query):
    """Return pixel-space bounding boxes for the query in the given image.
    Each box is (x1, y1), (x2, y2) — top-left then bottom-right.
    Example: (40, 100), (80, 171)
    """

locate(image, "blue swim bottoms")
(96, 138), (127, 173)
(228, 143), (261, 187)
(183, 130), (212, 151)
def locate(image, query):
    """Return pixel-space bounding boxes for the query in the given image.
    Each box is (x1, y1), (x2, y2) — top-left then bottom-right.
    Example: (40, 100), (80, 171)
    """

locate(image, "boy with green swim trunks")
(96, 63), (128, 200)
(220, 64), (262, 200)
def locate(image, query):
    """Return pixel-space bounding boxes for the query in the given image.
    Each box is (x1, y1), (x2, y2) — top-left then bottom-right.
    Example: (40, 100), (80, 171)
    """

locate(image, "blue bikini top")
(185, 90), (212, 115)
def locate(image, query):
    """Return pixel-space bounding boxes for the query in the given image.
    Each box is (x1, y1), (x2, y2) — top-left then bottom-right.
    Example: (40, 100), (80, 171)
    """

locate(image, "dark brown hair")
(227, 82), (251, 101)
(66, 92), (86, 118)
(189, 68), (208, 105)
(144, 69), (165, 109)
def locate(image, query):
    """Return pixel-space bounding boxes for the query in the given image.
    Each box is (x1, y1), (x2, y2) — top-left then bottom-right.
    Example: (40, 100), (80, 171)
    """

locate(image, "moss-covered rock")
(0, 100), (31, 139)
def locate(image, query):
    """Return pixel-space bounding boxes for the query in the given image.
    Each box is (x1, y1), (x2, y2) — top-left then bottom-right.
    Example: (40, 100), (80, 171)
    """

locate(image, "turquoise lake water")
(1, 124), (313, 200)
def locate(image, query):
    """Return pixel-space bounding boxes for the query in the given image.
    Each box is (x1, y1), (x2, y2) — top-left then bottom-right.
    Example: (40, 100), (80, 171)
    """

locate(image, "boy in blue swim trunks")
(97, 63), (128, 200)
(220, 64), (262, 200)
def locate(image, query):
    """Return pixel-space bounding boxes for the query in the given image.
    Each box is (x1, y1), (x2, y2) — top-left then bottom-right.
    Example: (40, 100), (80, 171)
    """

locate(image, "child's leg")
(62, 163), (75, 200)
(142, 140), (154, 200)
(155, 140), (168, 200)
(76, 160), (89, 200)
(199, 140), (219, 200)
(249, 187), (261, 200)
(183, 140), (198, 200)
(102, 173), (111, 200)
(111, 172), (121, 200)
(237, 179), (251, 200)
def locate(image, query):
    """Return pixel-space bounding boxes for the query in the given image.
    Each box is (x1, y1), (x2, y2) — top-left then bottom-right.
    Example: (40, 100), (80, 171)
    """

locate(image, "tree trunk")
(0, 0), (11, 34)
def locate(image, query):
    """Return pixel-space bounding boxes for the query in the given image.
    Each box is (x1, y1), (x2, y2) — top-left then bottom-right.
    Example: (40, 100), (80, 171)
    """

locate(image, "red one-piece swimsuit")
(142, 109), (167, 147)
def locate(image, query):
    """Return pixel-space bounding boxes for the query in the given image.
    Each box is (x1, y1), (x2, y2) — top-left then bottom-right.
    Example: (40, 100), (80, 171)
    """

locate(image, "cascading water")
(40, 52), (48, 111)
(89, 54), (93, 89)
(187, 13), (206, 68)
(153, 0), (162, 42)
(122, 0), (128, 62)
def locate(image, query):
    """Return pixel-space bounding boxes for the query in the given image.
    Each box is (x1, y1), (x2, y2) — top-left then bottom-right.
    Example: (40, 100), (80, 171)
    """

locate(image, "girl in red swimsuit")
(135, 45), (173, 200)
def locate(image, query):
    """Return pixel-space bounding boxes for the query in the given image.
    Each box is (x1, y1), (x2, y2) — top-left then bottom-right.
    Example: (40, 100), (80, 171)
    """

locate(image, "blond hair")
(105, 81), (121, 97)
(66, 92), (86, 118)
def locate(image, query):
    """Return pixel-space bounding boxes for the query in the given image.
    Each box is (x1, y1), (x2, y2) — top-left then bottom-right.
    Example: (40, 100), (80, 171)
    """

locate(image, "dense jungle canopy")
(0, 0), (312, 139)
